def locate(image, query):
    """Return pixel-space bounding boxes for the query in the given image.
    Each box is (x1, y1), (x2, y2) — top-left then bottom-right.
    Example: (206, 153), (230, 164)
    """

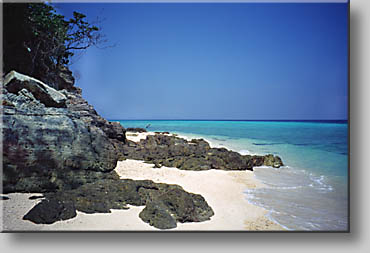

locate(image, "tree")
(3, 2), (106, 85)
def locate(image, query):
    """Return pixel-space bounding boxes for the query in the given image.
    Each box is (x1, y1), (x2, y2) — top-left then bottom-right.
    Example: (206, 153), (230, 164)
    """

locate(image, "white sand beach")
(115, 159), (283, 231)
(1, 132), (284, 231)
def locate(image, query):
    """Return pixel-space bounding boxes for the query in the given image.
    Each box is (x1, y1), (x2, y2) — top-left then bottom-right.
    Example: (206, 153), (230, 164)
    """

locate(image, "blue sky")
(55, 2), (348, 120)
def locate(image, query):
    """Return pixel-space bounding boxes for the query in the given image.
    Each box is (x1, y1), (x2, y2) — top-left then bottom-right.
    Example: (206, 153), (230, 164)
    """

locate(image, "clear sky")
(54, 2), (348, 120)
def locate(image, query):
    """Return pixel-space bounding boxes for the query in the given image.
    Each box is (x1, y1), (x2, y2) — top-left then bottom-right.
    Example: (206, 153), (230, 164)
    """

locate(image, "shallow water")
(115, 120), (348, 231)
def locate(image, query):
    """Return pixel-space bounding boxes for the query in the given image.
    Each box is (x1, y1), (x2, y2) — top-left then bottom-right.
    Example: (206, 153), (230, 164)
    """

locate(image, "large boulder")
(4, 71), (67, 108)
(139, 200), (178, 229)
(23, 199), (77, 224)
(2, 71), (126, 193)
(261, 154), (284, 168)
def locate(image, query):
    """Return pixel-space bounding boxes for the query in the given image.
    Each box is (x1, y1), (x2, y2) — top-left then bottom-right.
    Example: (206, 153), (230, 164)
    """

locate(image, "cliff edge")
(2, 70), (126, 193)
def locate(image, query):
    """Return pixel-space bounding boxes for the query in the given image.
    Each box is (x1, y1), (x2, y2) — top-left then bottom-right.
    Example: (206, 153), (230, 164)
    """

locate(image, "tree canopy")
(3, 2), (105, 85)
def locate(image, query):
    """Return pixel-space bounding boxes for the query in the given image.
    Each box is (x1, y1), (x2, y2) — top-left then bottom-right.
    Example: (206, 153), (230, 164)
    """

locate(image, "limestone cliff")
(2, 70), (126, 193)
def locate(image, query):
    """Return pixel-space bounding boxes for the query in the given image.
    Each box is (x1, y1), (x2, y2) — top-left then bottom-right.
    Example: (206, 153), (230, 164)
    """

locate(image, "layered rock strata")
(2, 71), (126, 193)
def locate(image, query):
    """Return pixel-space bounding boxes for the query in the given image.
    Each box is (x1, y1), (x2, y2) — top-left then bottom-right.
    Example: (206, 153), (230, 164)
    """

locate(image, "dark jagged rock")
(126, 127), (147, 133)
(23, 178), (214, 229)
(156, 188), (214, 223)
(2, 71), (126, 193)
(139, 200), (177, 229)
(263, 154), (284, 168)
(121, 134), (284, 171)
(23, 199), (77, 224)
(1, 196), (10, 200)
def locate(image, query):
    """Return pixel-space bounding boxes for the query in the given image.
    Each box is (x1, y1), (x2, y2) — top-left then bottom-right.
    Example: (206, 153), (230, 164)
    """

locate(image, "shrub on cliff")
(3, 2), (105, 86)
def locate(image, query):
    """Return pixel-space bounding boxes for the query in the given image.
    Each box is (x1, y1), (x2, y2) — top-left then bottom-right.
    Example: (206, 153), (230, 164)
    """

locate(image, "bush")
(3, 2), (104, 86)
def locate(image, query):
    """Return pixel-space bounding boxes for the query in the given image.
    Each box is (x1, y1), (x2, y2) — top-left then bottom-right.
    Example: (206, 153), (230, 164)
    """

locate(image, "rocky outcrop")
(2, 70), (215, 230)
(261, 154), (284, 168)
(23, 179), (214, 229)
(55, 66), (75, 91)
(2, 70), (126, 193)
(4, 71), (67, 108)
(126, 127), (147, 133)
(122, 134), (284, 171)
(1, 69), (283, 230)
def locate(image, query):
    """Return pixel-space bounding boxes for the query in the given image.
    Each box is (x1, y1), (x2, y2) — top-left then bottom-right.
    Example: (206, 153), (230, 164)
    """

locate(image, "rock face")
(122, 134), (284, 171)
(2, 70), (127, 193)
(55, 66), (76, 91)
(4, 71), (67, 108)
(23, 179), (214, 229)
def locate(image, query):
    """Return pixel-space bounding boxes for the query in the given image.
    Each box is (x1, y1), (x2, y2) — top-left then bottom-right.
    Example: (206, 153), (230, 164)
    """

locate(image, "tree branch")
(65, 45), (90, 50)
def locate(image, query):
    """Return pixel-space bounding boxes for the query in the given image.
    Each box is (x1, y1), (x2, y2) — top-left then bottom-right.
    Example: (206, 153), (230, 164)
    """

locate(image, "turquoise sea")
(114, 120), (348, 231)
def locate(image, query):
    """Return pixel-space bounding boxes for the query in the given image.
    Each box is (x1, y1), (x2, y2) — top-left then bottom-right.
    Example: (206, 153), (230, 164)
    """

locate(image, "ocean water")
(115, 120), (348, 231)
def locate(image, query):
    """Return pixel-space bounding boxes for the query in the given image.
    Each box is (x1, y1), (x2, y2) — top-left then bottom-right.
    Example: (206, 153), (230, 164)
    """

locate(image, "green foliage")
(3, 2), (105, 83)
(27, 3), (103, 67)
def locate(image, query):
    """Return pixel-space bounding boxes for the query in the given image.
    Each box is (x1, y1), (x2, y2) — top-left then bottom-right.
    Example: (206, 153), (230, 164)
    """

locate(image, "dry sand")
(1, 132), (284, 231)
(125, 131), (156, 142)
(115, 159), (283, 231)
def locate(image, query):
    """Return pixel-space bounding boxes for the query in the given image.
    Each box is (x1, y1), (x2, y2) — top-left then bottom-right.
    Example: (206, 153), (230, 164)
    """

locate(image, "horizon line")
(108, 119), (348, 122)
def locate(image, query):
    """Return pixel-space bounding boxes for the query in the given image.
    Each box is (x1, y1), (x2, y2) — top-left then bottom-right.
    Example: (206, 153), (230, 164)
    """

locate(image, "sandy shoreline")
(115, 159), (283, 231)
(1, 132), (284, 231)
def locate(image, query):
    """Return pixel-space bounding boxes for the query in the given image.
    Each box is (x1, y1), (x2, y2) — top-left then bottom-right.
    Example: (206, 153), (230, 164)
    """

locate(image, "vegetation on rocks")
(3, 2), (105, 88)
